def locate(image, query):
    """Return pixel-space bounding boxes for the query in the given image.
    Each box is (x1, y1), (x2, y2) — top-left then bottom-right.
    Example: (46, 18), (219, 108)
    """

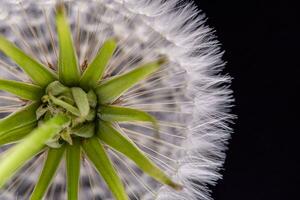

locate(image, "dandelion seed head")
(0, 0), (233, 199)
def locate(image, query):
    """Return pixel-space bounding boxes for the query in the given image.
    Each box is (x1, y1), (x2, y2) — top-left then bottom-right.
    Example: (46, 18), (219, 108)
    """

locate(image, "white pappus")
(0, 0), (233, 199)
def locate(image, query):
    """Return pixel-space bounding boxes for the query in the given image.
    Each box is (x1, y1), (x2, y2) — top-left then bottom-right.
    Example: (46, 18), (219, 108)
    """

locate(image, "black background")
(194, 1), (299, 200)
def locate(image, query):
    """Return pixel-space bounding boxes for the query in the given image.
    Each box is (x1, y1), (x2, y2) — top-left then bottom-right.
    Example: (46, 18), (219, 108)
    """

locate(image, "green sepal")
(0, 114), (70, 188)
(0, 79), (44, 101)
(49, 94), (81, 116)
(85, 109), (96, 122)
(61, 129), (73, 145)
(0, 35), (57, 87)
(95, 58), (166, 104)
(56, 4), (80, 86)
(36, 105), (48, 120)
(87, 90), (97, 108)
(43, 111), (52, 122)
(45, 134), (63, 149)
(71, 87), (90, 117)
(66, 139), (81, 200)
(82, 137), (128, 200)
(98, 105), (158, 130)
(0, 102), (39, 145)
(58, 95), (75, 105)
(30, 147), (65, 200)
(70, 115), (86, 128)
(97, 121), (183, 190)
(80, 38), (117, 90)
(72, 123), (95, 138)
(46, 81), (70, 96)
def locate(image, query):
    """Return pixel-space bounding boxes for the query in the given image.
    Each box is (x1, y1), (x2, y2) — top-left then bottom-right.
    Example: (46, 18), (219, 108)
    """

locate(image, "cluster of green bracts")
(0, 3), (182, 200)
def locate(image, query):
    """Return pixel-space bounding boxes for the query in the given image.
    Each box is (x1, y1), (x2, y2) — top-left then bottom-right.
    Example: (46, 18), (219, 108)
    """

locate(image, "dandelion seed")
(0, 0), (233, 200)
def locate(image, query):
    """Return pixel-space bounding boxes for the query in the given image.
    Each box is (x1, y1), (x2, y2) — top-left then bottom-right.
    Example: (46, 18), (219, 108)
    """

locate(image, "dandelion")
(0, 0), (233, 199)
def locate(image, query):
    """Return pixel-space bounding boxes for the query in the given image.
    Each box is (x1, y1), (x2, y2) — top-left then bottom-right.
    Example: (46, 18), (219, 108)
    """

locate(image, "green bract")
(0, 4), (182, 200)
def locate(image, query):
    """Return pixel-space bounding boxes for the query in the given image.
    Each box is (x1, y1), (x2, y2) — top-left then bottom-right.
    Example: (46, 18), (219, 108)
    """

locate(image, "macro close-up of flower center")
(0, 0), (232, 200)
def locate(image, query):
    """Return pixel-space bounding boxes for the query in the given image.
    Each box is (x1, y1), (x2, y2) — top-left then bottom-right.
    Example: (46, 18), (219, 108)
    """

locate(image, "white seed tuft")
(0, 0), (233, 199)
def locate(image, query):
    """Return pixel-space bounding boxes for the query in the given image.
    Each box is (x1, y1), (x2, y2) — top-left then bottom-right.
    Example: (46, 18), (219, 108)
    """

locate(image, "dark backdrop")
(194, 1), (299, 200)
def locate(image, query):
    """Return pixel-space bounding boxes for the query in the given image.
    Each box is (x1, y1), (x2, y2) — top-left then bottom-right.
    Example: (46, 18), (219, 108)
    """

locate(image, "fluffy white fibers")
(0, 0), (233, 199)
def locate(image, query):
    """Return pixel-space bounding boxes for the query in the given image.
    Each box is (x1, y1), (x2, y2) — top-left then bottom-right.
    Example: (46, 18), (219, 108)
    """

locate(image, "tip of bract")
(170, 182), (184, 191)
(157, 56), (168, 65)
(55, 2), (65, 14)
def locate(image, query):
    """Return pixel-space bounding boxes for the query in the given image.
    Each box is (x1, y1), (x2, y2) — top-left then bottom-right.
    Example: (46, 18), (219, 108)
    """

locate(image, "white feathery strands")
(0, 0), (233, 200)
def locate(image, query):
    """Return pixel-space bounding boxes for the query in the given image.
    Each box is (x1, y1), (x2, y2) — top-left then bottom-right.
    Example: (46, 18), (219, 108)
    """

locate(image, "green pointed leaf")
(0, 79), (43, 100)
(97, 121), (182, 190)
(71, 87), (90, 117)
(49, 94), (80, 116)
(56, 4), (80, 86)
(0, 114), (70, 188)
(80, 38), (117, 90)
(0, 35), (57, 87)
(30, 147), (65, 200)
(66, 139), (81, 200)
(95, 58), (166, 104)
(0, 122), (36, 146)
(82, 137), (128, 200)
(98, 105), (158, 129)
(0, 102), (39, 145)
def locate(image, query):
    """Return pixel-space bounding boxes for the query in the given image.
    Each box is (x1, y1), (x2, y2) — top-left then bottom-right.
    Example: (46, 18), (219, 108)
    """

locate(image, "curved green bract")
(0, 79), (43, 100)
(82, 137), (129, 200)
(97, 121), (182, 190)
(80, 38), (117, 90)
(0, 114), (70, 188)
(0, 35), (57, 87)
(66, 139), (81, 200)
(56, 4), (80, 86)
(0, 102), (39, 145)
(72, 123), (95, 138)
(46, 81), (70, 96)
(95, 58), (166, 104)
(30, 147), (65, 200)
(98, 105), (158, 129)
(49, 94), (81, 117)
(87, 90), (97, 108)
(71, 87), (90, 117)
